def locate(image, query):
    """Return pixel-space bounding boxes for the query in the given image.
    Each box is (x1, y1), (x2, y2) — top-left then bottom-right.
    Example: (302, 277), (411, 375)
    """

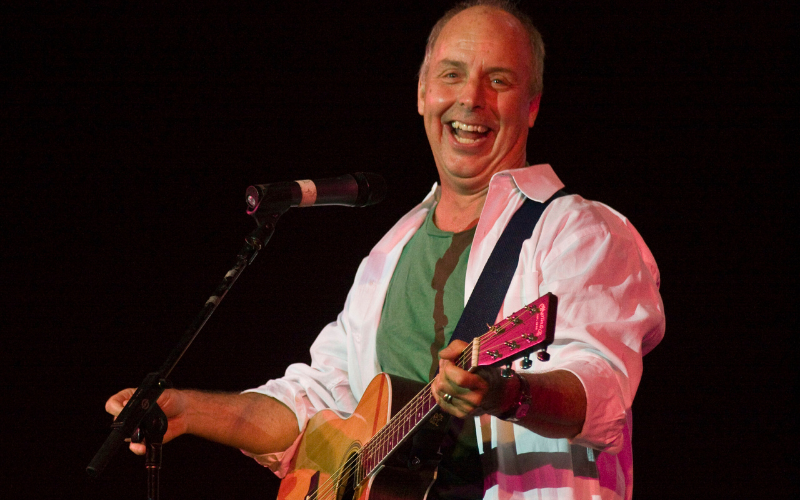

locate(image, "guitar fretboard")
(354, 351), (468, 485)
(350, 293), (554, 487)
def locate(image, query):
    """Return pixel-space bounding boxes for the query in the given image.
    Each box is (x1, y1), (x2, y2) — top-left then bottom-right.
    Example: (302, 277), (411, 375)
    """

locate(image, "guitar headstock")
(470, 293), (558, 371)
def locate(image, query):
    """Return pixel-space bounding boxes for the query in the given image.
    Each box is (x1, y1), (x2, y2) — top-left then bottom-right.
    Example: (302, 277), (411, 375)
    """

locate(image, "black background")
(1, 1), (795, 498)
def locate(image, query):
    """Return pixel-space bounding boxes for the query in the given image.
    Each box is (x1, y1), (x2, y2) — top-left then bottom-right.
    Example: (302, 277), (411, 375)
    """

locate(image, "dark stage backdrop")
(1, 1), (794, 498)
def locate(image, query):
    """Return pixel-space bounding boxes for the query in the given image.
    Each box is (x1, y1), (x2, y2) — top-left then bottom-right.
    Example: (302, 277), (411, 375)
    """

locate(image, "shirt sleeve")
(240, 263), (368, 476)
(237, 192), (437, 476)
(533, 196), (665, 454)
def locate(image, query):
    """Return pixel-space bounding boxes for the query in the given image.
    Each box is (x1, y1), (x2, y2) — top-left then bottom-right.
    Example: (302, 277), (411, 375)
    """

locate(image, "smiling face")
(418, 6), (540, 196)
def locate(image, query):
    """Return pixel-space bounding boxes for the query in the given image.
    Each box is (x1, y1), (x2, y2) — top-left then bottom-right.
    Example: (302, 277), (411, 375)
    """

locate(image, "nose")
(458, 76), (485, 110)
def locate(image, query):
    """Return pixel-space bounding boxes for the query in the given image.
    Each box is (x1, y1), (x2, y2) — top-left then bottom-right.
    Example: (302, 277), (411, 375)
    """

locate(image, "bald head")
(419, 0), (545, 98)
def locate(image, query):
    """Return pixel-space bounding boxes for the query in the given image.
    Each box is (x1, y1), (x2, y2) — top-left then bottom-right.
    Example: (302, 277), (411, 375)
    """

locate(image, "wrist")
(497, 371), (532, 423)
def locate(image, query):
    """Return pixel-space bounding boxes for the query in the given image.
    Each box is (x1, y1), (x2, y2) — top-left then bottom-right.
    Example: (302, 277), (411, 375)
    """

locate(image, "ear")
(417, 76), (426, 116)
(528, 93), (541, 128)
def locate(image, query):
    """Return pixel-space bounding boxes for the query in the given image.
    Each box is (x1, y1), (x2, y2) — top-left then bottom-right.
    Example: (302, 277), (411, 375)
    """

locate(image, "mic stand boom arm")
(86, 209), (286, 492)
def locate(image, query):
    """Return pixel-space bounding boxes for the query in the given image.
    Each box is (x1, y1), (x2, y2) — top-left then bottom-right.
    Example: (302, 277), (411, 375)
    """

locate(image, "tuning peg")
(500, 364), (513, 378)
(521, 355), (532, 369)
(536, 349), (550, 362)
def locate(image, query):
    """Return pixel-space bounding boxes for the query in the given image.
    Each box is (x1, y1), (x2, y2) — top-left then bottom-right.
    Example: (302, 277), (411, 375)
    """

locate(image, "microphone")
(246, 172), (386, 214)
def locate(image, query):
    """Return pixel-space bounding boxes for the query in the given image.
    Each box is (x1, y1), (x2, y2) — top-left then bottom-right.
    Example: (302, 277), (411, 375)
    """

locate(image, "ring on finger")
(443, 393), (453, 404)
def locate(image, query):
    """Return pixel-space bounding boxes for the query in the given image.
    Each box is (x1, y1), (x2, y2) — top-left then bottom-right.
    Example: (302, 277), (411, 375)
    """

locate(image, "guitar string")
(309, 370), (457, 500)
(311, 307), (542, 500)
(306, 306), (543, 499)
(358, 304), (546, 470)
(349, 306), (540, 471)
(312, 327), (492, 500)
(308, 346), (474, 500)
(351, 308), (536, 473)
(358, 331), (477, 461)
(308, 373), (444, 500)
(352, 311), (528, 476)
(310, 452), (360, 500)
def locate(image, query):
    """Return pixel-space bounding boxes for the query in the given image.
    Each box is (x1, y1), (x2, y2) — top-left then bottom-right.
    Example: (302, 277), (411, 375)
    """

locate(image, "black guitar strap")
(426, 191), (567, 499)
(449, 190), (566, 346)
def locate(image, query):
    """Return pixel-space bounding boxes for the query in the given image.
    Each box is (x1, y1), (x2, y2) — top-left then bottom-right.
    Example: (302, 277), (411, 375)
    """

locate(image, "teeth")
(451, 121), (488, 133)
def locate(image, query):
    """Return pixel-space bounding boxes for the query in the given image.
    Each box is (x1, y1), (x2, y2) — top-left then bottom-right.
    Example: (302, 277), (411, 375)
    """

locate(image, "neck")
(433, 187), (486, 232)
(432, 157), (529, 232)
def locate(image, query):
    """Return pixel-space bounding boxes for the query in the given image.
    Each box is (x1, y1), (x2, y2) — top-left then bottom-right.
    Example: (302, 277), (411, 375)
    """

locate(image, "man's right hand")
(104, 388), (301, 457)
(105, 388), (188, 455)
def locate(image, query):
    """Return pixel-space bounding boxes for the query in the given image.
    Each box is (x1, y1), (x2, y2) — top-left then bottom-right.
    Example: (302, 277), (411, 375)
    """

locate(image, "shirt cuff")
(240, 430), (304, 478)
(239, 380), (315, 477)
(549, 355), (627, 455)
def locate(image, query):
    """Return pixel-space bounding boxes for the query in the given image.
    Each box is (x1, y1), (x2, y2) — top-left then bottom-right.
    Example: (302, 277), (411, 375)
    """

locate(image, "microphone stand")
(87, 207), (286, 499)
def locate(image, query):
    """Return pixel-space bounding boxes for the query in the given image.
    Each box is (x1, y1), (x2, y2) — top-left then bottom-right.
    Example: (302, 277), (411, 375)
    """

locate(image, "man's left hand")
(433, 340), (514, 418)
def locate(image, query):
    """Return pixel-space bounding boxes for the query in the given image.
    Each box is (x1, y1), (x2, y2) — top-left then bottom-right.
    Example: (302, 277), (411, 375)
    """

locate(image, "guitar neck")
(353, 293), (557, 485)
(354, 379), (438, 484)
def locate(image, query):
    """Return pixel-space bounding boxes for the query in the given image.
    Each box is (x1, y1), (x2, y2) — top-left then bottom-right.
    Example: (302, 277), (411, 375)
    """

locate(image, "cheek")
(426, 84), (454, 108)
(499, 108), (528, 132)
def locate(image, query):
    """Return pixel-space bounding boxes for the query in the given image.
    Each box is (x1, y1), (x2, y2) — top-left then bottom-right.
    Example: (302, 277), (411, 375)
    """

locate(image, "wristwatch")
(499, 371), (532, 422)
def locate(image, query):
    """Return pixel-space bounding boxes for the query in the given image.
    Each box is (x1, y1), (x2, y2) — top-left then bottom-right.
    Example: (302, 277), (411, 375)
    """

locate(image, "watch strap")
(499, 371), (532, 422)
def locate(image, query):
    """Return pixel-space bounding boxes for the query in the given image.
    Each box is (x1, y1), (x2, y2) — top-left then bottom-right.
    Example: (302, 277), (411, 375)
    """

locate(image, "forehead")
(431, 7), (531, 71)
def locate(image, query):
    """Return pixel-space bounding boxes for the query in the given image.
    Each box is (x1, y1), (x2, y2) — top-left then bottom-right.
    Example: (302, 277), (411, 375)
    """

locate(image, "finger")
(439, 359), (489, 394)
(433, 375), (474, 418)
(433, 377), (460, 410)
(437, 389), (473, 418)
(112, 400), (128, 422)
(129, 442), (146, 456)
(436, 362), (490, 415)
(105, 388), (136, 416)
(439, 340), (468, 362)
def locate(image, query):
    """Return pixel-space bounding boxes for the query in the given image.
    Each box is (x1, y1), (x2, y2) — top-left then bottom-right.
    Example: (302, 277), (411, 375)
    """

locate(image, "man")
(107, 2), (665, 499)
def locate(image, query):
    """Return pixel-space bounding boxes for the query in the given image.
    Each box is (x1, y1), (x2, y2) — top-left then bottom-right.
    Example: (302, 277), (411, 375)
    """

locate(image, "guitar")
(278, 293), (558, 500)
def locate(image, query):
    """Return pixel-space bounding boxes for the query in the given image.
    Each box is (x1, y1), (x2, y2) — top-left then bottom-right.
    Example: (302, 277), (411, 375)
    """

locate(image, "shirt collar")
(427, 163), (565, 204)
(492, 163), (565, 202)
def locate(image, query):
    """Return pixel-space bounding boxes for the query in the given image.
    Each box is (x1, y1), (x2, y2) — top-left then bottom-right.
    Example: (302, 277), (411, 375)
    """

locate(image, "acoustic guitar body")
(278, 374), (443, 500)
(278, 294), (558, 500)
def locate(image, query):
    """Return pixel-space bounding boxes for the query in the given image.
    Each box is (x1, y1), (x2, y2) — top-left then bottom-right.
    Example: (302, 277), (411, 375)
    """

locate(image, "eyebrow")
(437, 59), (467, 70)
(436, 59), (518, 76)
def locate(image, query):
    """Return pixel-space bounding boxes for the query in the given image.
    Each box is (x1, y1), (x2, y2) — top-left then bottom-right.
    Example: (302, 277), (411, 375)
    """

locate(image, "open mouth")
(449, 120), (491, 144)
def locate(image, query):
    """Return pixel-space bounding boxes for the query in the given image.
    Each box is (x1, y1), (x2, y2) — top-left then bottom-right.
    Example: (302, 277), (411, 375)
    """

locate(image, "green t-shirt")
(376, 206), (476, 383)
(375, 205), (484, 499)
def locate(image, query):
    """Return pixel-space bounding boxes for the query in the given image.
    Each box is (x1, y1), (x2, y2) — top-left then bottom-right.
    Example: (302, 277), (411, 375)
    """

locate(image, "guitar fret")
(352, 294), (555, 484)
